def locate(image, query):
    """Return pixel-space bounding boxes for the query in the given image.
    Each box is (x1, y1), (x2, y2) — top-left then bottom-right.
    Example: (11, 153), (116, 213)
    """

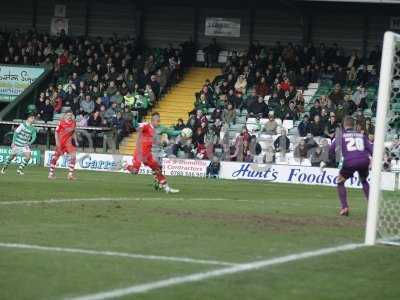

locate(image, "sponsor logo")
(231, 163), (278, 181)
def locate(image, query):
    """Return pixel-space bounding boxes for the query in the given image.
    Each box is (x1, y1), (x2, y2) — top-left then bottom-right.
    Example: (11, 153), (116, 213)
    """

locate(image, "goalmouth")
(365, 31), (400, 246)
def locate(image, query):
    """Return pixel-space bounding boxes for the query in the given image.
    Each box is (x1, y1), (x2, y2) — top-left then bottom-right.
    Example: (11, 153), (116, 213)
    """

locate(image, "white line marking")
(0, 197), (227, 205)
(67, 243), (365, 300)
(0, 197), (355, 210)
(0, 243), (237, 267)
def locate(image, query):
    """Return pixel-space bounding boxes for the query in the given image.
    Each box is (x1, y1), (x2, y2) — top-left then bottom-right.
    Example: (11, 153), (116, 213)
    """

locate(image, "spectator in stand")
(87, 110), (104, 127)
(39, 98), (54, 122)
(234, 75), (247, 95)
(226, 89), (239, 109)
(352, 86), (368, 110)
(80, 94), (95, 115)
(309, 99), (322, 120)
(211, 108), (223, 122)
(325, 97), (336, 114)
(343, 94), (356, 116)
(264, 145), (275, 164)
(298, 114), (311, 137)
(112, 111), (126, 143)
(333, 66), (347, 86)
(262, 112), (278, 135)
(324, 112), (340, 139)
(94, 97), (103, 112)
(230, 134), (245, 162)
(305, 133), (319, 150)
(364, 117), (375, 136)
(174, 119), (186, 131)
(274, 129), (290, 152)
(309, 145), (328, 167)
(274, 98), (287, 120)
(248, 96), (268, 118)
(283, 101), (299, 121)
(256, 77), (269, 97)
(63, 86), (75, 107)
(76, 112), (89, 127)
(223, 103), (236, 126)
(294, 139), (309, 162)
(320, 108), (329, 125)
(194, 94), (210, 114)
(329, 84), (344, 106)
(52, 92), (63, 113)
(310, 115), (325, 137)
(347, 66), (357, 87)
(284, 85), (297, 103)
(104, 102), (118, 124)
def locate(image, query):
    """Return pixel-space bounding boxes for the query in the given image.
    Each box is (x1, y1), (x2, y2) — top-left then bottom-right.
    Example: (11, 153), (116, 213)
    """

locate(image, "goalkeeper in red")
(48, 110), (79, 180)
(125, 112), (179, 193)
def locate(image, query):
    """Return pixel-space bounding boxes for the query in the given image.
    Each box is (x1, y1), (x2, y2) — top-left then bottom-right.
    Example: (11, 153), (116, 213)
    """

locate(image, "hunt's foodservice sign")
(220, 162), (396, 191)
(0, 65), (45, 102)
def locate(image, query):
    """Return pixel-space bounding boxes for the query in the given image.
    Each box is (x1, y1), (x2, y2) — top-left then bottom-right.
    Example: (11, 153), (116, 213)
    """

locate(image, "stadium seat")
(282, 120), (294, 130)
(308, 83), (320, 90)
(253, 154), (265, 163)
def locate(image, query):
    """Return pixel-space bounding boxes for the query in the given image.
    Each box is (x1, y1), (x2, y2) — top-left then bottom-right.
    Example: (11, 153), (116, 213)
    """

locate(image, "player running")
(329, 116), (373, 216)
(48, 110), (79, 180)
(125, 112), (179, 193)
(1, 113), (37, 175)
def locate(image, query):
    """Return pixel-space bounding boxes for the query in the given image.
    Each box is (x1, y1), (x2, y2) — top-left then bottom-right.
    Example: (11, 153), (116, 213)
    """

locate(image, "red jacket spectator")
(256, 77), (269, 97)
(280, 79), (290, 91)
(54, 96), (63, 113)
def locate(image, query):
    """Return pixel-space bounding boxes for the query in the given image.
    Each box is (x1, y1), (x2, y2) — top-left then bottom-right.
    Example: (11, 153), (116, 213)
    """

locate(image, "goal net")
(365, 31), (400, 246)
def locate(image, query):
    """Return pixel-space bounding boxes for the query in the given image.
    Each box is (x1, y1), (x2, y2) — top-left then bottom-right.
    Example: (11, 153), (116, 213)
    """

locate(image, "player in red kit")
(48, 110), (79, 180)
(126, 112), (179, 193)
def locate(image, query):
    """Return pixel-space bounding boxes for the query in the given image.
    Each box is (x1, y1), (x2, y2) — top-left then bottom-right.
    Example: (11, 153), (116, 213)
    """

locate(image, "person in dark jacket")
(87, 111), (104, 127)
(310, 115), (325, 137)
(298, 114), (311, 137)
(274, 129), (290, 152)
(248, 96), (268, 118)
(40, 98), (54, 122)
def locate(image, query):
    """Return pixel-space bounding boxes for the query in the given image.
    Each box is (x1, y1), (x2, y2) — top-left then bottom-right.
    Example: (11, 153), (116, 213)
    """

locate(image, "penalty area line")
(0, 242), (237, 267)
(66, 243), (365, 300)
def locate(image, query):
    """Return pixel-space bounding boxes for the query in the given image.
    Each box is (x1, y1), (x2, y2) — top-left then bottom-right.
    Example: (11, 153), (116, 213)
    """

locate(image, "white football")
(181, 128), (193, 138)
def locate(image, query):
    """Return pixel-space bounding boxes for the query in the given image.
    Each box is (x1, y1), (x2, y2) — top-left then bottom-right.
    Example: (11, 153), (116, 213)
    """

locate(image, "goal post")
(365, 31), (400, 246)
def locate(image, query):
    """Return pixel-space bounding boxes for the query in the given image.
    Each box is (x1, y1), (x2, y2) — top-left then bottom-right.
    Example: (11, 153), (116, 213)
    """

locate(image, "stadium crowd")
(158, 40), (400, 171)
(0, 28), (195, 145)
(1, 29), (399, 170)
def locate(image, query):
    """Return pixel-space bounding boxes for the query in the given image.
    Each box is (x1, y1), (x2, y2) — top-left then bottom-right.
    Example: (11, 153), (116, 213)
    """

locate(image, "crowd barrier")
(43, 151), (397, 191)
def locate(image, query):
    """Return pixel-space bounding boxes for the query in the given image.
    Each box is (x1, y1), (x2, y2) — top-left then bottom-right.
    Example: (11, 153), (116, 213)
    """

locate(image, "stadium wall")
(0, 1), (395, 52)
(43, 151), (397, 191)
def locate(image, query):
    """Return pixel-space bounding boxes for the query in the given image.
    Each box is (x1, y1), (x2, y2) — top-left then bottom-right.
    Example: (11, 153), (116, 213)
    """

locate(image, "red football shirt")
(56, 119), (76, 146)
(137, 123), (155, 153)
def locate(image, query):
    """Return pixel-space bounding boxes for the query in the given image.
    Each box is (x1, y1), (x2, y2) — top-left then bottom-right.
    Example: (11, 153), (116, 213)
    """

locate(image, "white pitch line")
(0, 197), (227, 205)
(67, 243), (365, 300)
(0, 243), (237, 267)
(0, 197), (353, 210)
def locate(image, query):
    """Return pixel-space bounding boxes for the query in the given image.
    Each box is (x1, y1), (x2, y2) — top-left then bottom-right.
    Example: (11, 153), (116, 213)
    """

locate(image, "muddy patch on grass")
(154, 208), (364, 232)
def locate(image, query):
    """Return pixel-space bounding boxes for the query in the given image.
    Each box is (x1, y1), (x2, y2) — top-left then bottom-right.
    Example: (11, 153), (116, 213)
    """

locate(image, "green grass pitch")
(0, 166), (399, 300)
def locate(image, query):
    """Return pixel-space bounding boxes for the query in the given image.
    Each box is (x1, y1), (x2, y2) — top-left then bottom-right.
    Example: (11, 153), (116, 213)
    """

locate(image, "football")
(181, 127), (193, 138)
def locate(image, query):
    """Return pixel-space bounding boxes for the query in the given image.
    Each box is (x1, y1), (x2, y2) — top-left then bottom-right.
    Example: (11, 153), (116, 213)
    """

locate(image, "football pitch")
(1, 167), (399, 300)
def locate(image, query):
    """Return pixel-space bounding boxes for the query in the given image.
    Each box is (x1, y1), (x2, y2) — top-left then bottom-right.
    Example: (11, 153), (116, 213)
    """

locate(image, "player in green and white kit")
(1, 114), (37, 175)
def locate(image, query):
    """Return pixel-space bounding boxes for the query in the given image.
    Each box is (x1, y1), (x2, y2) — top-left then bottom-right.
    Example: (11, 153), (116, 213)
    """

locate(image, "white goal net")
(366, 31), (400, 246)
